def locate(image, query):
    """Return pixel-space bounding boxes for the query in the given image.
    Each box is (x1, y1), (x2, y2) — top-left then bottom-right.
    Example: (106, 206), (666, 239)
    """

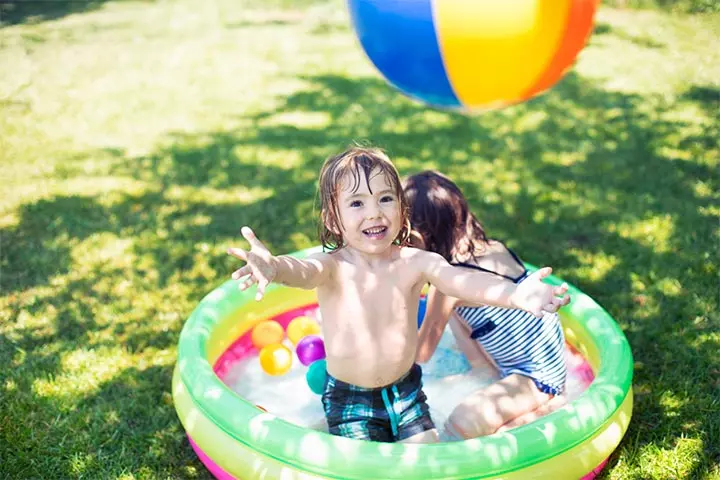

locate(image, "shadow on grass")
(225, 18), (296, 29)
(0, 358), (199, 478)
(1, 69), (718, 478)
(682, 84), (720, 121)
(591, 21), (666, 49)
(0, 0), (117, 26)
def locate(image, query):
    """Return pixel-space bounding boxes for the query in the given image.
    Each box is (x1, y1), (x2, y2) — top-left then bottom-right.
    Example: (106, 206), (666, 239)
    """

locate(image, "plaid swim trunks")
(321, 364), (436, 442)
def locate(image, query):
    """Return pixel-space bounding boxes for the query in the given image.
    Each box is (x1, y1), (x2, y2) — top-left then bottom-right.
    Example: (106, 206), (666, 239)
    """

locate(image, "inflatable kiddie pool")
(172, 246), (633, 479)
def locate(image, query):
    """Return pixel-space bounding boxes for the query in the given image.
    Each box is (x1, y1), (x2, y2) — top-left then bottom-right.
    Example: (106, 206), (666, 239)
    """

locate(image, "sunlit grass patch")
(33, 347), (134, 402)
(0, 0), (717, 478)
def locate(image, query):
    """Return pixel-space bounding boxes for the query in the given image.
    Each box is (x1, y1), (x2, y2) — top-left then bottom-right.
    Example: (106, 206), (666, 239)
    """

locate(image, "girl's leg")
(495, 394), (567, 432)
(401, 428), (440, 444)
(446, 374), (551, 438)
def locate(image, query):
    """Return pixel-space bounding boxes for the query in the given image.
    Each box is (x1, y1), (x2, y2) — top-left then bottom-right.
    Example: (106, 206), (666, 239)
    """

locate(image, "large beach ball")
(348, 0), (598, 111)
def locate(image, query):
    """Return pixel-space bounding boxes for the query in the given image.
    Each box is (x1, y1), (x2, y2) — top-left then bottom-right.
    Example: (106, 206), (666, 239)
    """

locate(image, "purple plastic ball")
(296, 335), (326, 366)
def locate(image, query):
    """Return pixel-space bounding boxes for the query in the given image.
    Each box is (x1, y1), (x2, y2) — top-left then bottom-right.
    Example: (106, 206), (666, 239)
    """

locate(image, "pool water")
(218, 307), (593, 440)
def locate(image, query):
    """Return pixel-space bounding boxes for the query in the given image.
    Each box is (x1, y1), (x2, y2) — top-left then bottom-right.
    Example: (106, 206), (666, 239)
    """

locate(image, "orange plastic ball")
(258, 343), (292, 376)
(286, 316), (321, 345)
(251, 320), (285, 349)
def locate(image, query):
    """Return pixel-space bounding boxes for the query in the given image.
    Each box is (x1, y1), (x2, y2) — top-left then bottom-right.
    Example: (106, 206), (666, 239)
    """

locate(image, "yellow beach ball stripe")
(434, 0), (572, 108)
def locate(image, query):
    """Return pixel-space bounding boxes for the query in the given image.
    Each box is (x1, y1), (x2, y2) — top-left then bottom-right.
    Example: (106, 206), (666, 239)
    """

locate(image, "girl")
(405, 170), (568, 439)
(227, 148), (569, 443)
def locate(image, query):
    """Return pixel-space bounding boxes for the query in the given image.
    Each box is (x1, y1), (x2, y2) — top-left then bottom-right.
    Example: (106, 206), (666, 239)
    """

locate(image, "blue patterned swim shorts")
(321, 364), (435, 442)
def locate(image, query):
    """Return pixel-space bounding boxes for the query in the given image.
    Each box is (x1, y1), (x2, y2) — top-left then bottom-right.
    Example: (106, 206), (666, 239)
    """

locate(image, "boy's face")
(335, 168), (402, 255)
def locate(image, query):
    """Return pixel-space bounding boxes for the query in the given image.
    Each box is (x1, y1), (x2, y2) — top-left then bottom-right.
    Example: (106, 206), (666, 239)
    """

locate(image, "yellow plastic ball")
(258, 343), (292, 376)
(286, 316), (321, 345)
(251, 320), (285, 349)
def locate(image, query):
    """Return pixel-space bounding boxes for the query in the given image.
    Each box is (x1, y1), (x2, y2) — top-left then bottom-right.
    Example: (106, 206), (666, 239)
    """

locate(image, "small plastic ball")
(296, 335), (326, 366)
(251, 320), (285, 349)
(287, 316), (321, 345)
(306, 359), (327, 395)
(259, 343), (292, 376)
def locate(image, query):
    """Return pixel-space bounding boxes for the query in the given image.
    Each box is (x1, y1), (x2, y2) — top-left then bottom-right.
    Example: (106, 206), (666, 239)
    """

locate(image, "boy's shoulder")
(396, 245), (422, 260)
(306, 250), (339, 268)
(397, 246), (443, 265)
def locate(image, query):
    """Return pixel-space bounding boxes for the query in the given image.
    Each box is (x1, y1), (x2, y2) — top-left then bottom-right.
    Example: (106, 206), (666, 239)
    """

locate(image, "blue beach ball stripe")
(347, 0), (461, 109)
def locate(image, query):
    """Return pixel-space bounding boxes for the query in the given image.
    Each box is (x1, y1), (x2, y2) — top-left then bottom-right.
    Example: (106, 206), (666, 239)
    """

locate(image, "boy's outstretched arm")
(227, 226), (333, 300)
(513, 267), (570, 316)
(418, 251), (569, 317)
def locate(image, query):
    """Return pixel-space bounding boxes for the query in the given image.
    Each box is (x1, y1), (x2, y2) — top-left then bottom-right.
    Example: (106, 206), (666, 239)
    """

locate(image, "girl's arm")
(227, 227), (334, 300)
(417, 250), (569, 318)
(416, 286), (456, 363)
(416, 286), (498, 370)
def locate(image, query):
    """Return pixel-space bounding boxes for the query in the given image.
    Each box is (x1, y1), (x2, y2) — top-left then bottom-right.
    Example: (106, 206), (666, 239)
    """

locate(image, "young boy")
(227, 146), (569, 443)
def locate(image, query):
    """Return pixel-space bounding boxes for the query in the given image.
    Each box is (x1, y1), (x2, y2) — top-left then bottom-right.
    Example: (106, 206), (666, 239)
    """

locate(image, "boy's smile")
(362, 225), (388, 240)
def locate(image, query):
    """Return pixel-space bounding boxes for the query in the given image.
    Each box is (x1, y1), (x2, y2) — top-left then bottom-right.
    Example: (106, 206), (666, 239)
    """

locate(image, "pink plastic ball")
(295, 335), (326, 367)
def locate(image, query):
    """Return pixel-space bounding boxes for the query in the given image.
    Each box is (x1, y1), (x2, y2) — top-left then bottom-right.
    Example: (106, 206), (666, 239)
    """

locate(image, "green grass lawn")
(1, 0), (718, 478)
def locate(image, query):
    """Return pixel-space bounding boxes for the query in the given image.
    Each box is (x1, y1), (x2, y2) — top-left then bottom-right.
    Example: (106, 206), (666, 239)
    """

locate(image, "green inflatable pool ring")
(173, 246), (633, 479)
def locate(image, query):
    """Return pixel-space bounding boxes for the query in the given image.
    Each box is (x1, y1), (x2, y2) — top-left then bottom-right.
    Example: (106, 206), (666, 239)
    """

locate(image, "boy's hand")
(511, 267), (570, 317)
(226, 226), (277, 301)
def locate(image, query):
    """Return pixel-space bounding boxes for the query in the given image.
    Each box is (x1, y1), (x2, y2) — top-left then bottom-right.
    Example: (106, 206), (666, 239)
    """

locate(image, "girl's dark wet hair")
(403, 170), (488, 262)
(318, 146), (411, 251)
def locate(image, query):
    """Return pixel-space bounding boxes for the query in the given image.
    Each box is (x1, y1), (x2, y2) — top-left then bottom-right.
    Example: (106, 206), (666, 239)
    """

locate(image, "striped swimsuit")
(453, 248), (567, 395)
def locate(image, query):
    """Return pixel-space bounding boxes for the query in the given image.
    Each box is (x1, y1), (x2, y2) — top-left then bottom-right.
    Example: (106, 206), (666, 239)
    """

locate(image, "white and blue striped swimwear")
(453, 250), (567, 395)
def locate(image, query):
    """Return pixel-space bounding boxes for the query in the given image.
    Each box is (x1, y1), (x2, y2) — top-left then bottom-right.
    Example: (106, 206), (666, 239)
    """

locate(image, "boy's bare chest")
(317, 261), (422, 340)
(323, 262), (418, 319)
(338, 261), (417, 295)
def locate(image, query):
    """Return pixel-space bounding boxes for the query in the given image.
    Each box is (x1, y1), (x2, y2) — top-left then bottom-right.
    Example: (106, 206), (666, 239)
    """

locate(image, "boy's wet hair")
(403, 170), (488, 262)
(318, 146), (411, 251)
